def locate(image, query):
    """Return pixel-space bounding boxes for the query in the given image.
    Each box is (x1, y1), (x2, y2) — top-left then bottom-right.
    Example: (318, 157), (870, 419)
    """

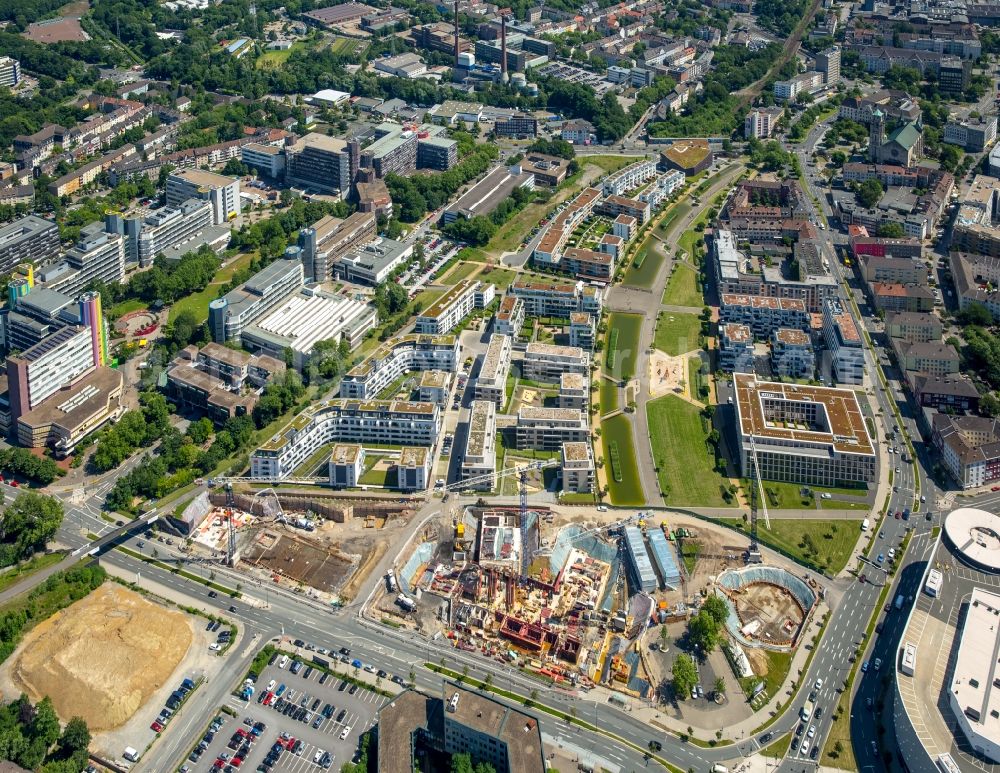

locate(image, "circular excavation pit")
(717, 566), (817, 650)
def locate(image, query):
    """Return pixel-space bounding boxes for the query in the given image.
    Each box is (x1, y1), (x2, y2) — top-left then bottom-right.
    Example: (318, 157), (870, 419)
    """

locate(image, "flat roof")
(525, 341), (586, 359)
(722, 293), (807, 312)
(951, 587), (1000, 747)
(945, 508), (1000, 573)
(562, 441), (592, 462)
(443, 686), (544, 773)
(560, 372), (586, 390)
(466, 399), (496, 458)
(732, 373), (875, 457)
(18, 366), (122, 432)
(251, 292), (375, 354)
(290, 132), (348, 154)
(480, 333), (511, 384)
(330, 443), (363, 465)
(170, 168), (235, 189)
(517, 406), (585, 422)
(774, 328), (810, 346)
(420, 278), (478, 319)
(446, 166), (533, 220)
(399, 446), (428, 466)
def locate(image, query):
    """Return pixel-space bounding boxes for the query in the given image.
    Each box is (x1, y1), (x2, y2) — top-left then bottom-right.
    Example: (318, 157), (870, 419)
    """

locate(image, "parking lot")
(182, 654), (390, 773)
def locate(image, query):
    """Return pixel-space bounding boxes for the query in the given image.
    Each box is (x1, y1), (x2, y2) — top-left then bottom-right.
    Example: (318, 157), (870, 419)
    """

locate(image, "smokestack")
(501, 14), (508, 83)
(454, 0), (460, 67)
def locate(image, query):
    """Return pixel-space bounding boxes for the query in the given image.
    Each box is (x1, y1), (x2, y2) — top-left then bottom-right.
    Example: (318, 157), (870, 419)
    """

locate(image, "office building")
(329, 444), (365, 488)
(209, 259), (304, 343)
(561, 119), (594, 145)
(733, 373), (876, 486)
(0, 57), (20, 88)
(356, 180), (393, 219)
(561, 441), (594, 493)
(241, 289), (377, 370)
(0, 217), (58, 276)
(135, 198), (215, 267)
(771, 328), (814, 378)
(519, 154), (569, 187)
(376, 686), (545, 773)
(285, 133), (353, 196)
(944, 117), (998, 153)
(250, 399), (442, 479)
(474, 334), (512, 406)
(415, 279), (495, 335)
(773, 70), (824, 101)
(494, 296), (524, 337)
(165, 169), (240, 225)
(2, 287), (81, 354)
(815, 45), (841, 84)
(335, 237), (412, 286)
(442, 165), (534, 224)
(341, 334), (460, 399)
(6, 325), (99, 421)
(36, 225), (125, 298)
(718, 323), (754, 373)
(886, 310), (942, 343)
(822, 298), (865, 385)
(361, 123), (418, 178)
(241, 143), (286, 179)
(521, 342), (589, 382)
(416, 136), (458, 171)
(299, 211), (378, 283)
(462, 399), (497, 483)
(514, 406), (588, 450)
(912, 373), (979, 414)
(494, 114), (538, 138)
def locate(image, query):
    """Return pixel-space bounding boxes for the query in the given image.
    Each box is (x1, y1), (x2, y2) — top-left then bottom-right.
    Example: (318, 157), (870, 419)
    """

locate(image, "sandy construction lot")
(8, 583), (192, 731)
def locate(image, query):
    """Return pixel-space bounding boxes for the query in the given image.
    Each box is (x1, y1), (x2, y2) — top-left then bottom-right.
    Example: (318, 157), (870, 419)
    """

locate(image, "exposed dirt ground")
(729, 582), (805, 644)
(7, 584), (192, 731)
(244, 529), (354, 593)
(649, 350), (689, 400)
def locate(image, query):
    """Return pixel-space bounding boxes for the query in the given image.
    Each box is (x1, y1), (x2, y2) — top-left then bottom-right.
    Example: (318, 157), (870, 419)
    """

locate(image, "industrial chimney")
(454, 0), (460, 68)
(500, 13), (508, 83)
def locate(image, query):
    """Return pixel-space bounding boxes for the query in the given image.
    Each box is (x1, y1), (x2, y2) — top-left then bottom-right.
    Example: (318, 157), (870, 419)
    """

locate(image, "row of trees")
(0, 695), (91, 773)
(0, 448), (62, 486)
(0, 493), (64, 570)
(442, 185), (536, 246)
(671, 595), (730, 699)
(90, 393), (171, 473)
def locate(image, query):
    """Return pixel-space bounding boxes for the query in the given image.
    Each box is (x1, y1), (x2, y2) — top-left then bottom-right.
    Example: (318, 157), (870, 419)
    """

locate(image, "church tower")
(869, 108), (885, 163)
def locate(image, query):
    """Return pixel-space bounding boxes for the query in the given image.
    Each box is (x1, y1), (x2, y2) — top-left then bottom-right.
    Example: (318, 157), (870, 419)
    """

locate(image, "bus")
(800, 699), (815, 722)
(925, 568), (943, 597)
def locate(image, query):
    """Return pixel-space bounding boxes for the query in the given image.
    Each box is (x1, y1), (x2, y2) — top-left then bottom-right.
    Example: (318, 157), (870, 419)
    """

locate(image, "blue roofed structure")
(623, 526), (657, 593)
(646, 529), (681, 590)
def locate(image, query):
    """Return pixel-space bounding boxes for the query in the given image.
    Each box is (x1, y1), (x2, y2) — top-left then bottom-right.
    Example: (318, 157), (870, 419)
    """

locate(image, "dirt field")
(8, 584), (192, 731)
(649, 350), (688, 400)
(729, 582), (805, 644)
(244, 529), (354, 593)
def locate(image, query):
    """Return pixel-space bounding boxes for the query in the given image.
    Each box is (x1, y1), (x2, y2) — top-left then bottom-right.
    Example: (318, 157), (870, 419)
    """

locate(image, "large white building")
(209, 259), (305, 343)
(475, 334), (512, 406)
(415, 279), (495, 335)
(744, 107), (783, 139)
(602, 158), (657, 197)
(511, 279), (603, 319)
(136, 198), (215, 266)
(36, 225), (126, 298)
(165, 169), (241, 225)
(949, 587), (1000, 762)
(514, 406), (589, 450)
(522, 342), (590, 382)
(0, 57), (21, 88)
(822, 297), (865, 385)
(733, 373), (877, 486)
(462, 399), (497, 485)
(250, 399), (442, 479)
(341, 334), (460, 399)
(561, 441), (595, 493)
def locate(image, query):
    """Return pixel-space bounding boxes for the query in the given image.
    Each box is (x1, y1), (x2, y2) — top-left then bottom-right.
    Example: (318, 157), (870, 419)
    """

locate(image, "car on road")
(807, 725), (816, 738)
(877, 553), (884, 564)
(800, 740), (810, 755)
(209, 590), (218, 598)
(758, 732), (772, 744)
(813, 678), (823, 690)
(861, 661), (869, 673)
(229, 605), (237, 612)
(820, 493), (832, 499)
(873, 658), (882, 671)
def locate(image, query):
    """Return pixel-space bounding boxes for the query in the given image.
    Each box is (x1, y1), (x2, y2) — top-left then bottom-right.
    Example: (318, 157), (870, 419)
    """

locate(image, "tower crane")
(745, 434), (769, 564)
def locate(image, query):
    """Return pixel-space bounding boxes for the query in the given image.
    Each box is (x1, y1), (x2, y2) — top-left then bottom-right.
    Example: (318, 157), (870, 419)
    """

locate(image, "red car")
(232, 758), (243, 768)
(992, 486), (1000, 491)
(214, 761), (225, 770)
(150, 721), (163, 732)
(9, 480), (19, 487)
(284, 737), (296, 750)
(895, 511), (901, 519)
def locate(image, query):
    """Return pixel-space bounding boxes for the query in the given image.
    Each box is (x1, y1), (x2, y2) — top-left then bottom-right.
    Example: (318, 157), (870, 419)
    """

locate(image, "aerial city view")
(2, 0), (1000, 770)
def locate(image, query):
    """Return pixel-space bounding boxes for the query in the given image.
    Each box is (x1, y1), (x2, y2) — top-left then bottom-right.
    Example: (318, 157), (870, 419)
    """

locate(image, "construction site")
(170, 485), (418, 603)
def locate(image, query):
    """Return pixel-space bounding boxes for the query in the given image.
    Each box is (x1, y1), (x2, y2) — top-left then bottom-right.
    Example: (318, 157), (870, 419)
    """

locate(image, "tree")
(959, 301), (994, 327)
(58, 716), (90, 755)
(982, 392), (1000, 418)
(700, 595), (729, 627)
(672, 654), (698, 698)
(687, 609), (722, 654)
(856, 178), (883, 208)
(713, 676), (726, 697)
(878, 222), (904, 238)
(0, 493), (64, 567)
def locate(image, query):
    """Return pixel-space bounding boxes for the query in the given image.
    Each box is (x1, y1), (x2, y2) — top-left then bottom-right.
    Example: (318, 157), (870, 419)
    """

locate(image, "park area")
(654, 312), (702, 356)
(662, 263), (703, 308)
(5, 583), (193, 730)
(646, 395), (728, 506)
(718, 518), (863, 575)
(605, 313), (643, 382)
(600, 415), (644, 506)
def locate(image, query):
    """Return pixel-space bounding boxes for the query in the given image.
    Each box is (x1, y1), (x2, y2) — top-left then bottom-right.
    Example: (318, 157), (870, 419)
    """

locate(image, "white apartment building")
(0, 57), (21, 88)
(515, 406), (589, 450)
(569, 312), (595, 351)
(136, 198), (214, 266)
(522, 342), (590, 382)
(462, 399), (497, 484)
(328, 444), (365, 488)
(474, 333), (512, 406)
(612, 214), (637, 241)
(823, 298), (865, 385)
(494, 295), (524, 337)
(558, 372), (588, 410)
(561, 441), (595, 493)
(744, 107), (782, 139)
(718, 323), (755, 373)
(417, 370), (450, 406)
(771, 328), (815, 378)
(398, 446), (431, 491)
(720, 293), (809, 337)
(166, 169), (241, 225)
(250, 399), (442, 479)
(602, 158), (658, 197)
(773, 71), (824, 102)
(340, 334), (460, 399)
(415, 279), (495, 335)
(511, 279), (603, 318)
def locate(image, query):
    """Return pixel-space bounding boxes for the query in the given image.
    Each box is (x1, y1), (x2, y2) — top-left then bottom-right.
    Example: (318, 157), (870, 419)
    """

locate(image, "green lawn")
(821, 500), (870, 511)
(720, 517), (862, 575)
(256, 43), (306, 69)
(678, 224), (707, 260)
(581, 155), (638, 173)
(646, 395), (728, 506)
(653, 312), (701, 356)
(662, 263), (703, 308)
(171, 251), (255, 324)
(411, 288), (444, 312)
(739, 649), (792, 703)
(599, 378), (619, 414)
(0, 552), (65, 594)
(605, 313), (643, 381)
(601, 415), (644, 506)
(109, 298), (147, 318)
(478, 266), (518, 290)
(748, 479), (816, 509)
(329, 37), (367, 56)
(440, 261), (482, 284)
(622, 239), (665, 289)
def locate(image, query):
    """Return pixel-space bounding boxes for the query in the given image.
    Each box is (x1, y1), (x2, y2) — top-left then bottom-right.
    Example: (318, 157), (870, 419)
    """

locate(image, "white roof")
(311, 89), (350, 104)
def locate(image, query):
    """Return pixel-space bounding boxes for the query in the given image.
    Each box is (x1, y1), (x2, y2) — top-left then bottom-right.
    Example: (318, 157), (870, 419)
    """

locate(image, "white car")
(267, 679), (276, 691)
(313, 750), (326, 764)
(339, 726), (352, 740)
(209, 643), (222, 651)
(807, 725), (816, 738)
(820, 493), (832, 500)
(279, 655), (289, 669)
(873, 658), (882, 671)
(800, 740), (810, 754)
(814, 678), (823, 690)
